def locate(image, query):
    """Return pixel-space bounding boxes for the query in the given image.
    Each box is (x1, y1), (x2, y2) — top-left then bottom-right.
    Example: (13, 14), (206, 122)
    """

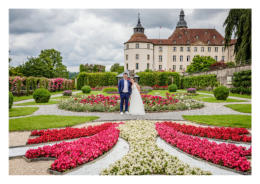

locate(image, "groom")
(118, 72), (132, 115)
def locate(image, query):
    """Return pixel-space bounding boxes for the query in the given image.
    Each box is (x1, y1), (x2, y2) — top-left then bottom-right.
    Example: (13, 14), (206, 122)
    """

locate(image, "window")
(208, 47), (211, 52)
(147, 63), (150, 70)
(173, 47), (177, 51)
(180, 55), (183, 62)
(178, 35), (182, 39)
(187, 55), (190, 62)
(136, 54), (139, 60)
(187, 40), (190, 44)
(222, 47), (225, 52)
(126, 44), (129, 49)
(180, 65), (183, 70)
(136, 63), (139, 70)
(213, 35), (216, 39)
(227, 76), (232, 85)
(159, 55), (162, 62)
(159, 65), (162, 70)
(159, 47), (162, 52)
(147, 44), (150, 49)
(136, 43), (139, 49)
(214, 56), (218, 61)
(173, 40), (176, 44)
(126, 54), (128, 60)
(173, 55), (176, 62)
(215, 47), (218, 52)
(201, 47), (204, 52)
(222, 56), (225, 61)
(187, 47), (190, 52)
(147, 54), (150, 60)
(126, 63), (128, 70)
(207, 40), (210, 44)
(180, 47), (183, 52)
(173, 65), (176, 70)
(194, 47), (197, 52)
(195, 35), (199, 39)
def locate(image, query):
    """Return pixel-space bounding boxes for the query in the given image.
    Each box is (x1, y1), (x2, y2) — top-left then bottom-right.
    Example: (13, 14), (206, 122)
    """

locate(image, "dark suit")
(118, 79), (132, 112)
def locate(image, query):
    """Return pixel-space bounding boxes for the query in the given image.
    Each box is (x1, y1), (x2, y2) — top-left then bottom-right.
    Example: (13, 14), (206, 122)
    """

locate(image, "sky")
(9, 9), (229, 72)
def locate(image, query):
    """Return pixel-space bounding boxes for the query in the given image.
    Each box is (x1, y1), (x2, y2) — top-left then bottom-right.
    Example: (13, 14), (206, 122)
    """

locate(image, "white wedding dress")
(129, 83), (145, 115)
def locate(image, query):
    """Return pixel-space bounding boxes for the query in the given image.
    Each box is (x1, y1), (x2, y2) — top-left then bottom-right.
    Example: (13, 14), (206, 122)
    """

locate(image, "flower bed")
(152, 85), (168, 90)
(58, 93), (203, 112)
(27, 123), (117, 144)
(156, 123), (251, 172)
(25, 125), (120, 172)
(162, 122), (251, 142)
(101, 120), (210, 175)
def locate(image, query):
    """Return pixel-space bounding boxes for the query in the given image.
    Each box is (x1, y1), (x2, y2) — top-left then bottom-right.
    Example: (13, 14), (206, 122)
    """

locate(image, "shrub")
(81, 85), (91, 94)
(103, 87), (118, 93)
(182, 74), (218, 90)
(226, 61), (236, 68)
(213, 86), (229, 100)
(231, 70), (251, 95)
(33, 88), (51, 103)
(63, 90), (72, 96)
(168, 84), (178, 92)
(187, 88), (196, 93)
(186, 55), (216, 74)
(210, 62), (227, 70)
(9, 92), (14, 109)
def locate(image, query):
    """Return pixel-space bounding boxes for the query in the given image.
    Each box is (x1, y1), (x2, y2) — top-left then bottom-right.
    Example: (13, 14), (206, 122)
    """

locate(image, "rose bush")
(27, 122), (118, 144)
(156, 123), (251, 172)
(162, 121), (251, 142)
(25, 124), (120, 172)
(101, 120), (210, 175)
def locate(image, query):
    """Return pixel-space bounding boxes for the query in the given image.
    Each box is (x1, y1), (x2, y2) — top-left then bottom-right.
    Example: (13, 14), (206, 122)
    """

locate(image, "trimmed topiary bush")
(9, 92), (14, 109)
(213, 86), (229, 100)
(33, 88), (51, 103)
(168, 84), (178, 92)
(81, 85), (91, 94)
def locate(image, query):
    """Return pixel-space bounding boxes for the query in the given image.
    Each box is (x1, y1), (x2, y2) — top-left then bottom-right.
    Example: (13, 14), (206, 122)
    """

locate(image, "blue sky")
(9, 9), (229, 72)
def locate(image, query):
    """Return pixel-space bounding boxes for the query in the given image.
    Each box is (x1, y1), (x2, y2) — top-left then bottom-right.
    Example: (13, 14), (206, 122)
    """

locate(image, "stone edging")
(158, 137), (251, 175)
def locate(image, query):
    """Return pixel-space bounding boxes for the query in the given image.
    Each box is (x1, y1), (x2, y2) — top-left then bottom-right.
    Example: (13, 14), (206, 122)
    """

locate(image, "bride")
(129, 78), (145, 115)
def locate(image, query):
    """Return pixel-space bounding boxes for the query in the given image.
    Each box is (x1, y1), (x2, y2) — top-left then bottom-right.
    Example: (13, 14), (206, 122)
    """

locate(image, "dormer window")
(195, 35), (199, 39)
(187, 40), (190, 44)
(222, 40), (225, 44)
(184, 31), (187, 35)
(207, 40), (210, 44)
(205, 31), (208, 34)
(213, 35), (216, 39)
(178, 35), (182, 39)
(173, 40), (176, 44)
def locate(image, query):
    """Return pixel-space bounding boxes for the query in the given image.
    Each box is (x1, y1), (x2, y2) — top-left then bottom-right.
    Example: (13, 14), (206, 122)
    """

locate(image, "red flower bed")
(78, 94), (119, 107)
(27, 122), (119, 144)
(156, 123), (251, 172)
(141, 94), (179, 106)
(152, 85), (168, 90)
(25, 125), (120, 172)
(161, 121), (251, 142)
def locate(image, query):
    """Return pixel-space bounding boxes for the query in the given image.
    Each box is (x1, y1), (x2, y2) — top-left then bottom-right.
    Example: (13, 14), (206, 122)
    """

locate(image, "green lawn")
(14, 100), (59, 106)
(200, 97), (247, 103)
(197, 90), (251, 99)
(225, 104), (251, 113)
(182, 115), (251, 128)
(9, 115), (99, 131)
(9, 107), (39, 117)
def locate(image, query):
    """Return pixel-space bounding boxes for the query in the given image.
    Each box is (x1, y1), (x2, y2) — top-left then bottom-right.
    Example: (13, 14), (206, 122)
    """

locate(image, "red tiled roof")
(126, 28), (236, 46)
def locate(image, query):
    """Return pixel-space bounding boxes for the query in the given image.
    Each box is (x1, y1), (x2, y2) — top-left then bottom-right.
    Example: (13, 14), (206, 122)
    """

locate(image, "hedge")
(9, 76), (75, 96)
(230, 70), (251, 95)
(77, 72), (118, 89)
(137, 72), (181, 88)
(182, 74), (218, 90)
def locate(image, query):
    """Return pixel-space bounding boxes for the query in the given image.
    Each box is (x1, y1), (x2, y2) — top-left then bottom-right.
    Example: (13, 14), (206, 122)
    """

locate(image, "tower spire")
(133, 12), (144, 33)
(176, 9), (188, 28)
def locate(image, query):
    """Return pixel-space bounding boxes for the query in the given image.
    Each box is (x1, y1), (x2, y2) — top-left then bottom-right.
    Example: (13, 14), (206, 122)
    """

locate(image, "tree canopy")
(224, 9), (251, 64)
(186, 55), (216, 74)
(110, 63), (124, 74)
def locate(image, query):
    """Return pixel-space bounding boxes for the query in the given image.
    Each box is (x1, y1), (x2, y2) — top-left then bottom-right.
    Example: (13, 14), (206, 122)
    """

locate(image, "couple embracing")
(118, 72), (145, 115)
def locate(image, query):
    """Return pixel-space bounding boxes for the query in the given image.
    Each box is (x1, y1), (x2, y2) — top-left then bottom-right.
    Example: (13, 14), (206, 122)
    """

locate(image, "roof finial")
(138, 12), (141, 24)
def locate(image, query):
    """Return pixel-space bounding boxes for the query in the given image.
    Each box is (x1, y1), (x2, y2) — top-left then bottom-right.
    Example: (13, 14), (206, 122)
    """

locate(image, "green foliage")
(9, 92), (13, 109)
(103, 87), (118, 93)
(230, 70), (251, 95)
(33, 88), (51, 103)
(138, 71), (181, 88)
(110, 63), (124, 74)
(168, 84), (177, 92)
(81, 85), (91, 94)
(77, 72), (117, 89)
(186, 55), (217, 74)
(224, 9), (251, 64)
(182, 74), (218, 90)
(9, 107), (39, 117)
(213, 86), (229, 100)
(79, 64), (105, 73)
(226, 61), (236, 68)
(10, 49), (69, 78)
(68, 72), (79, 79)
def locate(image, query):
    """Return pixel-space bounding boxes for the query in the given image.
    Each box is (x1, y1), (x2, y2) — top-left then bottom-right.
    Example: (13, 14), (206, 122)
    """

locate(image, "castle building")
(124, 10), (236, 73)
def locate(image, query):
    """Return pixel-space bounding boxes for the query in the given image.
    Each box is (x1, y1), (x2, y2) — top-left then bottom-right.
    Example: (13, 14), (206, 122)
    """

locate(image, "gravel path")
(157, 137), (239, 175)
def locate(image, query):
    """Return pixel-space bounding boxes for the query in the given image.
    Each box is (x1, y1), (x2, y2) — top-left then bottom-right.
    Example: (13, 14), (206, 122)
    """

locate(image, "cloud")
(9, 9), (230, 72)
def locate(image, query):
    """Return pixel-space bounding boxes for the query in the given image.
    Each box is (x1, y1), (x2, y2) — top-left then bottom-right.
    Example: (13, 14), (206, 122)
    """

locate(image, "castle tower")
(176, 9), (188, 28)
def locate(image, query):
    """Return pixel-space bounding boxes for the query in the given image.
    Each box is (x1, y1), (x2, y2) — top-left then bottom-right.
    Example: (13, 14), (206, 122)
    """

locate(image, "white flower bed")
(101, 120), (211, 175)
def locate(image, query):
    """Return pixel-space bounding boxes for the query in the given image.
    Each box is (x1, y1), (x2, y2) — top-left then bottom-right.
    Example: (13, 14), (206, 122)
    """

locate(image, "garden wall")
(183, 65), (251, 88)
